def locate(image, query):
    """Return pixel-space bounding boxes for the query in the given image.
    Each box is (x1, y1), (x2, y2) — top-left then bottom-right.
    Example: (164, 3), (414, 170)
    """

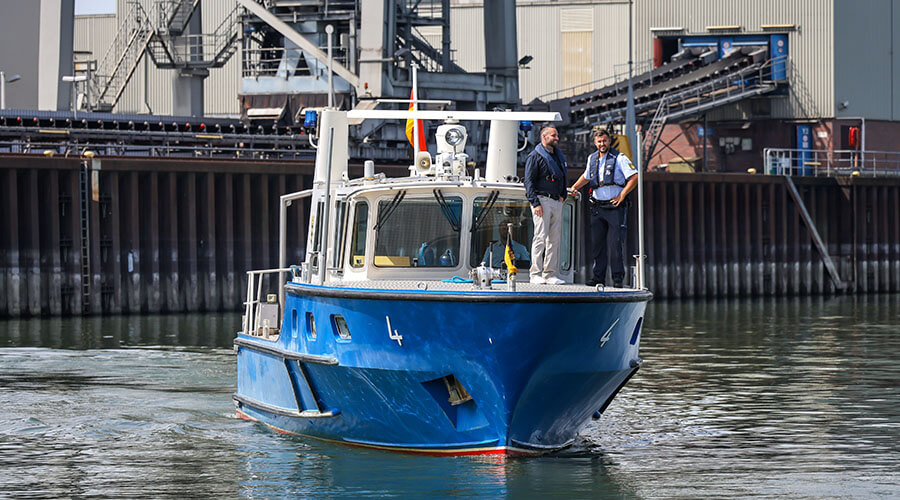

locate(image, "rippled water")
(1, 296), (898, 498)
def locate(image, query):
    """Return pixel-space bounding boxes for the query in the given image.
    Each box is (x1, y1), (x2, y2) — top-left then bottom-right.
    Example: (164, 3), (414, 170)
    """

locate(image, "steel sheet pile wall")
(634, 173), (900, 298)
(2, 158), (899, 317)
(0, 156), (314, 317)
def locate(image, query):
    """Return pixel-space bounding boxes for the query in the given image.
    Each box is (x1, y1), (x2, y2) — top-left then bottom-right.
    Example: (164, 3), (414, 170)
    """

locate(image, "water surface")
(1, 296), (898, 498)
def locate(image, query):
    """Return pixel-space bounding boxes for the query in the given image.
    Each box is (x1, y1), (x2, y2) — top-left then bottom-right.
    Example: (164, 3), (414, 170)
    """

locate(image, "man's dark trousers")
(590, 201), (628, 284)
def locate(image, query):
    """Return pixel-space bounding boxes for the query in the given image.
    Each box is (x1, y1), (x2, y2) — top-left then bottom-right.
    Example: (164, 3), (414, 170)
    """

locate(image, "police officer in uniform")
(569, 129), (638, 287)
(524, 126), (568, 285)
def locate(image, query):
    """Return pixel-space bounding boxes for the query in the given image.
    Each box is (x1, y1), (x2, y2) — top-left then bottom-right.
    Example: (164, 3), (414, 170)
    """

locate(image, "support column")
(89, 164), (102, 313)
(259, 175), (270, 269)
(162, 172), (180, 311)
(184, 173), (199, 311)
(658, 183), (669, 296)
(684, 183), (696, 297)
(147, 172), (161, 312)
(697, 180), (707, 298)
(126, 171), (142, 312)
(3, 170), (20, 316)
(201, 172), (218, 310)
(223, 173), (236, 309)
(671, 182), (682, 297)
(47, 170), (62, 315)
(26, 170), (41, 315)
(106, 171), (122, 314)
(172, 3), (206, 117)
(240, 174), (253, 304)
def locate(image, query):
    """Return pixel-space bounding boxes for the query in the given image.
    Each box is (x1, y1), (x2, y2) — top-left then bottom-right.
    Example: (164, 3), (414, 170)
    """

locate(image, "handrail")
(762, 148), (900, 177)
(0, 139), (316, 160)
(243, 267), (293, 337)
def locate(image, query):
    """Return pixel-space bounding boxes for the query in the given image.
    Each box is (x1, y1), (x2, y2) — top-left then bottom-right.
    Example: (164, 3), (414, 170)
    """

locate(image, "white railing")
(763, 148), (900, 177)
(242, 267), (293, 338)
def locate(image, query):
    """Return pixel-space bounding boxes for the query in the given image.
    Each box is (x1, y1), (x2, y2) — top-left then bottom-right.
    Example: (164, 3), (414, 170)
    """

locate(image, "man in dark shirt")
(524, 126), (568, 285)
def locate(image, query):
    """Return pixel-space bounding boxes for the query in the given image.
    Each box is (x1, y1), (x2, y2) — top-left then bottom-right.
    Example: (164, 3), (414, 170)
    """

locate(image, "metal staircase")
(91, 1), (155, 112)
(147, 3), (242, 70)
(159, 0), (200, 35)
(641, 97), (670, 170)
(88, 0), (242, 112)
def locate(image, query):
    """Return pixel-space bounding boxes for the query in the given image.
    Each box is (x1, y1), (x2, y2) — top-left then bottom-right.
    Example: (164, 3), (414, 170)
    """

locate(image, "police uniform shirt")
(583, 151), (638, 201)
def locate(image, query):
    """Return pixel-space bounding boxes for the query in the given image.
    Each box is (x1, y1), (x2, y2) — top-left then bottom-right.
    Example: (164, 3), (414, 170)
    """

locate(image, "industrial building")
(1, 0), (897, 171)
(2, 0), (900, 318)
(0, 1), (872, 171)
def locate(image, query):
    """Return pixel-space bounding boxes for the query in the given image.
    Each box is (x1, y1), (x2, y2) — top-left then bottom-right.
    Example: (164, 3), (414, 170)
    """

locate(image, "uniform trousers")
(530, 195), (564, 280)
(590, 201), (628, 284)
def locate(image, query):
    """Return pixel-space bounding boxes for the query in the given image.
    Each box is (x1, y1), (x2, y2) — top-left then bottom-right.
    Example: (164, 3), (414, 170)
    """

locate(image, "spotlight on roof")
(518, 55), (533, 67)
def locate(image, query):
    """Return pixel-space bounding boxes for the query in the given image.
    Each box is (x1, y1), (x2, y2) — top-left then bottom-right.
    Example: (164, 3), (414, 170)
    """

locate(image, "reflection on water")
(0, 313), (238, 349)
(1, 296), (898, 498)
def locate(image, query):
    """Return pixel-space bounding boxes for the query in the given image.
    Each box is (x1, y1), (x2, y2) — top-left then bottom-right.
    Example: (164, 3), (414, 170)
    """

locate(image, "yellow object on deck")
(374, 256), (411, 267)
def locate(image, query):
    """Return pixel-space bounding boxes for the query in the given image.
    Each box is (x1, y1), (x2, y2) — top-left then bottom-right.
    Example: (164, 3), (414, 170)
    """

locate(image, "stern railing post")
(318, 128), (335, 284)
(636, 129), (645, 290)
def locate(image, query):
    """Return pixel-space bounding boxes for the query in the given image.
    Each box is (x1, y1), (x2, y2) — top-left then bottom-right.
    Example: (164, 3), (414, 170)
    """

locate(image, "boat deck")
(307, 279), (633, 293)
(284, 279), (652, 302)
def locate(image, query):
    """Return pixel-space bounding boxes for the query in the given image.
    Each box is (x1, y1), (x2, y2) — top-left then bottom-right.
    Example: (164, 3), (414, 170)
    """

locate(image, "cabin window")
(469, 196), (534, 270)
(332, 200), (348, 269)
(306, 312), (317, 340)
(332, 314), (351, 340)
(374, 194), (462, 267)
(312, 201), (324, 253)
(349, 201), (369, 268)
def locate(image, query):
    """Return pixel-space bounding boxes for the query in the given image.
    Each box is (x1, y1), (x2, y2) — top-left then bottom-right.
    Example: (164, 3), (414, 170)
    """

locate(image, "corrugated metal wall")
(634, 0), (834, 120)
(74, 1), (840, 120)
(74, 1), (240, 116)
(452, 0), (835, 118)
(450, 1), (629, 103)
(833, 0), (900, 121)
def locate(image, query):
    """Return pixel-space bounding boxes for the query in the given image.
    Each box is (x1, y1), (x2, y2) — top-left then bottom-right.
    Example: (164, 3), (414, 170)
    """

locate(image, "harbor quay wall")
(1, 155), (898, 317)
(0, 154), (409, 318)
(628, 172), (900, 298)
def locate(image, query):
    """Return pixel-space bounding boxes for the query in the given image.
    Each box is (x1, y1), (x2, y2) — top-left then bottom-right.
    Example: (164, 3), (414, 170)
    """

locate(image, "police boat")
(233, 107), (652, 456)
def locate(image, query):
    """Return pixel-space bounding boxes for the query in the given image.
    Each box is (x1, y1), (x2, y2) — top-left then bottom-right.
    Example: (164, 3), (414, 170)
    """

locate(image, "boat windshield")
(470, 196), (534, 269)
(374, 195), (462, 267)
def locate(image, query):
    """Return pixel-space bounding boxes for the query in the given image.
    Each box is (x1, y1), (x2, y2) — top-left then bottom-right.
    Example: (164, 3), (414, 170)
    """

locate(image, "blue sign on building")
(796, 124), (812, 176)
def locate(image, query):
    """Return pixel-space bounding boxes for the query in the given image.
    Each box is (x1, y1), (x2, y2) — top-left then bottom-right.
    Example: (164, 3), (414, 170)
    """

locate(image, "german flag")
(405, 89), (427, 152)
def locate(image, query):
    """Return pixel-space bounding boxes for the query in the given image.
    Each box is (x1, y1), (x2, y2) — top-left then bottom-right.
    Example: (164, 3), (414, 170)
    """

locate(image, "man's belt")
(590, 197), (617, 208)
(536, 191), (555, 198)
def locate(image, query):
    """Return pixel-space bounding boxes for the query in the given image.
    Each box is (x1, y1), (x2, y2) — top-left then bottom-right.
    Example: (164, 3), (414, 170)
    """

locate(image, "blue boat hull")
(235, 284), (649, 455)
